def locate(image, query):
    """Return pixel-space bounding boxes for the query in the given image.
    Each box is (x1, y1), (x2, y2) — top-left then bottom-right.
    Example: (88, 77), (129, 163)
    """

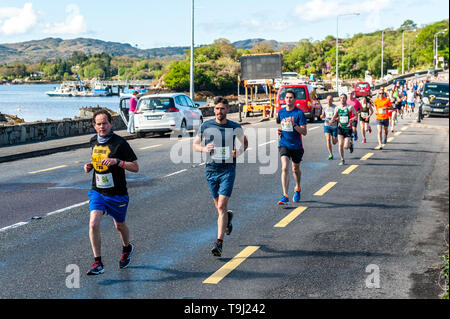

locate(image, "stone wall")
(0, 115), (125, 146)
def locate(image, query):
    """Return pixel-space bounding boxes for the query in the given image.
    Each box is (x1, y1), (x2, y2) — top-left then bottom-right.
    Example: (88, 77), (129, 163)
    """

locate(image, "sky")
(0, 0), (448, 48)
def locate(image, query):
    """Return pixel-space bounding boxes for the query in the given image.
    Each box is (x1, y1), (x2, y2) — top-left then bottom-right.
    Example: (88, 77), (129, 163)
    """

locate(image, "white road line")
(0, 200), (90, 233)
(258, 140), (276, 147)
(45, 200), (90, 217)
(0, 222), (29, 233)
(309, 126), (320, 130)
(164, 169), (188, 177)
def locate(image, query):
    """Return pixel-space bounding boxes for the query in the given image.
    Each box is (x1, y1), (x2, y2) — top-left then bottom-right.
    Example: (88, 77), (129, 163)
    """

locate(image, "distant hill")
(0, 37), (297, 64)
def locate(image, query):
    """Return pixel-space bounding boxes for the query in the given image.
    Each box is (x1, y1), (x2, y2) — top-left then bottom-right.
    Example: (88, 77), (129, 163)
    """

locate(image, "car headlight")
(423, 97), (430, 104)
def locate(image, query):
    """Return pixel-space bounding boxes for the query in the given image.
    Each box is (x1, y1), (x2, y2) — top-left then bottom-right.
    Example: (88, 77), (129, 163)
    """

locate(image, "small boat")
(46, 86), (74, 97)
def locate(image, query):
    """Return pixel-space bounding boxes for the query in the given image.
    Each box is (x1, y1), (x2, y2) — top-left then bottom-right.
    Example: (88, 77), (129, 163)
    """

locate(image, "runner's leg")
(216, 195), (229, 240)
(114, 220), (130, 247)
(280, 155), (290, 197)
(89, 210), (103, 258)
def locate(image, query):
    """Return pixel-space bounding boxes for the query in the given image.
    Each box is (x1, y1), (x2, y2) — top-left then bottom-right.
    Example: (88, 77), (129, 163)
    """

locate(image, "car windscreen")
(356, 83), (369, 89)
(279, 87), (307, 100)
(138, 97), (175, 111)
(424, 84), (449, 97)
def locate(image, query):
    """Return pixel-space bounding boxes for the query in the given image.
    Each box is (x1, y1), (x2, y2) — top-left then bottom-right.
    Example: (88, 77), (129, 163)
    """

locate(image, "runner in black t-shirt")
(84, 110), (139, 275)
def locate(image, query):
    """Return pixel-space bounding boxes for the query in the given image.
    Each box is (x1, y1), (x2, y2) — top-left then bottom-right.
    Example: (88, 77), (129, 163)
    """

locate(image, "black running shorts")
(279, 146), (304, 164)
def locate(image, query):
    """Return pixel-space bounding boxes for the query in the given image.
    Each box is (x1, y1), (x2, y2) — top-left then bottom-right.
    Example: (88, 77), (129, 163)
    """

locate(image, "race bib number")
(211, 146), (231, 161)
(339, 116), (349, 124)
(95, 173), (114, 189)
(281, 118), (294, 132)
(378, 108), (386, 114)
(326, 111), (334, 119)
(361, 112), (368, 118)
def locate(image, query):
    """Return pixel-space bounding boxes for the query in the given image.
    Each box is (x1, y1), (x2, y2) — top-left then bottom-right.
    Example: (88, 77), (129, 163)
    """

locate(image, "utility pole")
(190, 0), (195, 100)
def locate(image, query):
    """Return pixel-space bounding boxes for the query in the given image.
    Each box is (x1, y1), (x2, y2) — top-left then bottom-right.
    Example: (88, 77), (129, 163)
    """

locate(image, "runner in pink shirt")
(348, 91), (362, 141)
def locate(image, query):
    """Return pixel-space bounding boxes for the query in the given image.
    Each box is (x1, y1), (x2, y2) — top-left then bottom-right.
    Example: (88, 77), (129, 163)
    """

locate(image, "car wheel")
(177, 119), (187, 137)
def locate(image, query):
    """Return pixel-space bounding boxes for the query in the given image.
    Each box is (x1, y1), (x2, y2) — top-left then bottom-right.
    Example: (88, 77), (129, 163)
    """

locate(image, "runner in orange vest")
(373, 87), (392, 150)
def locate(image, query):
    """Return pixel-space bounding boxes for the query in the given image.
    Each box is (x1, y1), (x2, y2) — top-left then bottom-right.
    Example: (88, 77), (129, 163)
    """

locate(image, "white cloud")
(295, 0), (392, 28)
(43, 4), (87, 35)
(0, 3), (37, 35)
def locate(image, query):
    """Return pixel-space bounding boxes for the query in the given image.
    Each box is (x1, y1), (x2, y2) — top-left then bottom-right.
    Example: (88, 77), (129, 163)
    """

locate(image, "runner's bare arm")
(84, 162), (93, 173)
(193, 136), (214, 153)
(233, 135), (248, 158)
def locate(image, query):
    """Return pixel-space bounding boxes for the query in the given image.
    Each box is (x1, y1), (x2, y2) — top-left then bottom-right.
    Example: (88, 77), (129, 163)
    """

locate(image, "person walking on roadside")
(359, 96), (374, 144)
(373, 87), (392, 150)
(406, 86), (416, 114)
(347, 91), (362, 142)
(329, 93), (357, 166)
(127, 91), (139, 134)
(84, 109), (139, 275)
(320, 95), (338, 159)
(276, 90), (308, 205)
(193, 97), (248, 257)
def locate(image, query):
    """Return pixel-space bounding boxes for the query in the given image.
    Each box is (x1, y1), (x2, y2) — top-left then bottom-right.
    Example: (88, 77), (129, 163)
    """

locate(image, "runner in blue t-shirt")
(276, 89), (307, 205)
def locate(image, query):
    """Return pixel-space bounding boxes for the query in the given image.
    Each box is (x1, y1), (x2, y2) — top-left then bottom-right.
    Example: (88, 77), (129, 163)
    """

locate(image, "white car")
(120, 93), (203, 137)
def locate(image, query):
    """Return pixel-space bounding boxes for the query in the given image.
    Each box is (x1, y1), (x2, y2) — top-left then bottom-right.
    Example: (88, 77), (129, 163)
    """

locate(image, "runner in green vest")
(329, 94), (358, 166)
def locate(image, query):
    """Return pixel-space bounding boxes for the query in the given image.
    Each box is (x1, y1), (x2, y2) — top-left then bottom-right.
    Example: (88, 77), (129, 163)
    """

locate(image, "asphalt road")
(0, 108), (448, 299)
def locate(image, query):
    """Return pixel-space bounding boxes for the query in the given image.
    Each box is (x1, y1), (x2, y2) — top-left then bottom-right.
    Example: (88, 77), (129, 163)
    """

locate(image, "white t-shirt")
(407, 91), (415, 103)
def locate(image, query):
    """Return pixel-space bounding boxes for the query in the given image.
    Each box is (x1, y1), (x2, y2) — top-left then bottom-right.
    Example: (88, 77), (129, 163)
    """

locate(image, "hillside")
(0, 37), (295, 64)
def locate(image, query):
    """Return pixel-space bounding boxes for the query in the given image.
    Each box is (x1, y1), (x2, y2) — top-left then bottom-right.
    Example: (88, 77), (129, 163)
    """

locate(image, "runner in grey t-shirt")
(320, 95), (338, 160)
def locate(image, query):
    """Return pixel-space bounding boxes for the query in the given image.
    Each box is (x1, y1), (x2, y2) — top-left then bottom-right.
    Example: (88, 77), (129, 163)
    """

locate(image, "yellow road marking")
(342, 165), (359, 175)
(360, 153), (374, 161)
(313, 182), (337, 196)
(203, 246), (260, 284)
(139, 144), (162, 150)
(374, 144), (386, 150)
(387, 137), (394, 142)
(394, 131), (402, 136)
(28, 165), (67, 174)
(274, 206), (307, 228)
(401, 126), (409, 131)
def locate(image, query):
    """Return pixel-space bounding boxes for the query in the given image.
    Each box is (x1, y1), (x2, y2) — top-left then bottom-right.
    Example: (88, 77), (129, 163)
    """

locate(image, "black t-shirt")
(89, 134), (137, 196)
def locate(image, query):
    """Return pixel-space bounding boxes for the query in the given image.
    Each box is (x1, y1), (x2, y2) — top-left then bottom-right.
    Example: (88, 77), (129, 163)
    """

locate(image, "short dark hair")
(214, 96), (229, 106)
(285, 89), (296, 99)
(93, 109), (113, 124)
(340, 93), (347, 99)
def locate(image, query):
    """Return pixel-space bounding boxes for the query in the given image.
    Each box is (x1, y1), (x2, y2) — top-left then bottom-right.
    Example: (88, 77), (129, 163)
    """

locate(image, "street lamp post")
(434, 29), (448, 69)
(402, 29), (416, 74)
(190, 0), (195, 100)
(336, 12), (359, 94)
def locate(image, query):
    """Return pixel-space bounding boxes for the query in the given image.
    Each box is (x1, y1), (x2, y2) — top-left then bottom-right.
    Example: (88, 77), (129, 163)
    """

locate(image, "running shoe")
(349, 142), (354, 153)
(87, 261), (104, 275)
(211, 242), (223, 257)
(383, 137), (387, 144)
(339, 160), (345, 166)
(119, 243), (135, 269)
(278, 195), (289, 205)
(293, 189), (301, 203)
(362, 138), (367, 144)
(225, 210), (233, 236)
(353, 132), (358, 141)
(328, 154), (334, 160)
(368, 126), (372, 134)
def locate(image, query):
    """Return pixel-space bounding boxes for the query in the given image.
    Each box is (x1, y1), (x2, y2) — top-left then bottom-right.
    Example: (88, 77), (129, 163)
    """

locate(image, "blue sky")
(0, 0), (448, 48)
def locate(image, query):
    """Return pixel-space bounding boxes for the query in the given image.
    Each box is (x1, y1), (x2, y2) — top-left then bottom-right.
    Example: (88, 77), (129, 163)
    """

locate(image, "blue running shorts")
(205, 168), (236, 199)
(88, 190), (129, 223)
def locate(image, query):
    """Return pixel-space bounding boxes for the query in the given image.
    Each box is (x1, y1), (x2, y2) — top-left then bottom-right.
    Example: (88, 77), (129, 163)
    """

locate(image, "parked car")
(275, 84), (322, 122)
(119, 93), (203, 137)
(420, 82), (449, 117)
(354, 81), (371, 98)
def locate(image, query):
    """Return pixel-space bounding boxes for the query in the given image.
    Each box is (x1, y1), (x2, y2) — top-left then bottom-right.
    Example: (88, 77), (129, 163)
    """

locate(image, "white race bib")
(95, 173), (114, 189)
(339, 116), (349, 124)
(281, 119), (294, 132)
(326, 111), (334, 119)
(378, 108), (386, 114)
(211, 146), (231, 161)
(360, 112), (368, 118)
